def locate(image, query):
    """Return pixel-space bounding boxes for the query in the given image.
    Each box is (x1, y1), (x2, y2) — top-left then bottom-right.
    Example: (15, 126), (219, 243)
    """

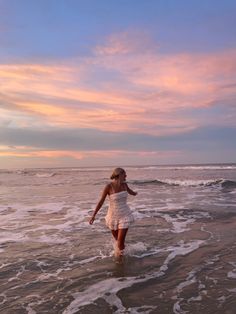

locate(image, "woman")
(89, 167), (137, 256)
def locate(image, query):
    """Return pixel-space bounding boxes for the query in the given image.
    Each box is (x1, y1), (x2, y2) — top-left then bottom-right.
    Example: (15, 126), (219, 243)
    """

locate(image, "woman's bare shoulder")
(104, 183), (112, 193)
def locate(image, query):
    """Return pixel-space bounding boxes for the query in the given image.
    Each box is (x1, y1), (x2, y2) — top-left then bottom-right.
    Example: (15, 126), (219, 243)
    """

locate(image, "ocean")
(0, 164), (236, 314)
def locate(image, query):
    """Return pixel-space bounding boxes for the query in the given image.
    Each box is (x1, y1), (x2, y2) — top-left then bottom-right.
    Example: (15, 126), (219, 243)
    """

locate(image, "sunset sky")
(0, 0), (236, 168)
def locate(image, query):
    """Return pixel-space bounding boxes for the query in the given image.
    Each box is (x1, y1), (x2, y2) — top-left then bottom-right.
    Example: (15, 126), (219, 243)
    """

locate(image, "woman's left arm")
(125, 183), (137, 196)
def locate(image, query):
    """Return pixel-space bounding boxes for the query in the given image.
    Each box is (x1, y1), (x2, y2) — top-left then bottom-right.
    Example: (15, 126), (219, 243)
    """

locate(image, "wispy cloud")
(0, 143), (182, 167)
(94, 30), (153, 56)
(1, 31), (236, 140)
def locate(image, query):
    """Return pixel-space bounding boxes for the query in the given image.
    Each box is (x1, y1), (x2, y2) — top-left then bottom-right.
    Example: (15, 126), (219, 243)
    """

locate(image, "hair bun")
(110, 167), (125, 180)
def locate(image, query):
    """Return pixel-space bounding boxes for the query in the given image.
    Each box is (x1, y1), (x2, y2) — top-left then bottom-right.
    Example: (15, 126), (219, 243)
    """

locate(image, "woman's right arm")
(89, 184), (110, 225)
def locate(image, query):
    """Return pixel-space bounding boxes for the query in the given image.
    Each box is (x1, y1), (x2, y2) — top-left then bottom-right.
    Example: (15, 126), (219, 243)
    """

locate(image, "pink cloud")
(94, 30), (153, 56)
(0, 147), (181, 163)
(0, 32), (235, 137)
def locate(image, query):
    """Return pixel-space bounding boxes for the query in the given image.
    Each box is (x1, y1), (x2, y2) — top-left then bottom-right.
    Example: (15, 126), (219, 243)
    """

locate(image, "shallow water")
(0, 164), (236, 313)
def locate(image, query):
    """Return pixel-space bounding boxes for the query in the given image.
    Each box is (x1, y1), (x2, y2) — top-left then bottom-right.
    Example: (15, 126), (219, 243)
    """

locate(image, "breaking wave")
(131, 179), (236, 188)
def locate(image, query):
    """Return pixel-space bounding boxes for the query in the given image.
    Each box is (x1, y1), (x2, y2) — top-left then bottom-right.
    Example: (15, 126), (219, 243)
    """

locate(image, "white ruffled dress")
(105, 191), (134, 230)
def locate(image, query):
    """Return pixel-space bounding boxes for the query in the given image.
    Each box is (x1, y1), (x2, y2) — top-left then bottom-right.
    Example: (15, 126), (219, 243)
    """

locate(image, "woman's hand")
(89, 215), (95, 225)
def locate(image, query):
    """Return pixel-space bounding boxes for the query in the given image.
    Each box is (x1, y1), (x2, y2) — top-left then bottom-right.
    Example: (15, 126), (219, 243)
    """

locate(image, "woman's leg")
(111, 230), (118, 240)
(117, 228), (128, 251)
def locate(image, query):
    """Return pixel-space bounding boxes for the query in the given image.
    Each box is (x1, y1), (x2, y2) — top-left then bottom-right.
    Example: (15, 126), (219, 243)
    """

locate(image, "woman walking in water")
(89, 168), (137, 257)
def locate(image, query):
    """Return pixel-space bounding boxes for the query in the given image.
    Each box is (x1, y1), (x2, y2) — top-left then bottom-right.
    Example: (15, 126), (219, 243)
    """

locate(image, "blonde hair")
(110, 167), (125, 180)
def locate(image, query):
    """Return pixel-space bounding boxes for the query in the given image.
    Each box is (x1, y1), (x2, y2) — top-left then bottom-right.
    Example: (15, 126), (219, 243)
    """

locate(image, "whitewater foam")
(227, 262), (236, 279)
(162, 214), (195, 233)
(62, 240), (205, 314)
(132, 178), (236, 188)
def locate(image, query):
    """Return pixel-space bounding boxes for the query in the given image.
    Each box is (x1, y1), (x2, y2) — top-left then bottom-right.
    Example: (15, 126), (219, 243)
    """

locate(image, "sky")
(0, 0), (236, 168)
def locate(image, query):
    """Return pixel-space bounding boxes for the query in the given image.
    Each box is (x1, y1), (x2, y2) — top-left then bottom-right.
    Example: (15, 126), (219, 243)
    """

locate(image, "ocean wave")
(131, 179), (165, 185)
(35, 173), (56, 178)
(1, 164), (236, 175)
(131, 178), (236, 188)
(221, 180), (236, 188)
(182, 166), (236, 170)
(14, 170), (57, 177)
(127, 165), (236, 171)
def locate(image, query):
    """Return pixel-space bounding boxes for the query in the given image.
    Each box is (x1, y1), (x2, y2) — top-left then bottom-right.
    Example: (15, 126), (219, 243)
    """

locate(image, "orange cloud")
(1, 33), (236, 136)
(16, 102), (68, 118)
(0, 146), (84, 159)
(0, 147), (181, 161)
(0, 64), (73, 81)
